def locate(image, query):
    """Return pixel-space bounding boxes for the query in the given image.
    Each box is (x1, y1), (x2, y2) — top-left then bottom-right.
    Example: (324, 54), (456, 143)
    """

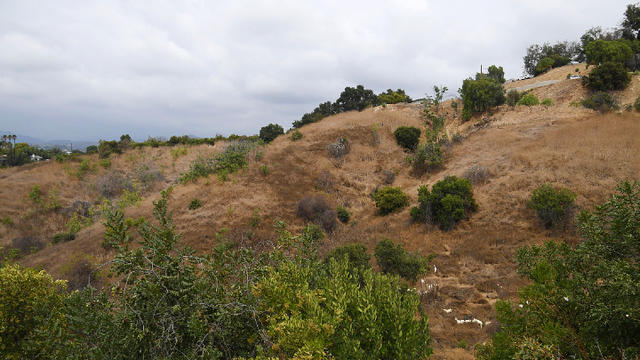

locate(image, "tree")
(459, 78), (506, 121)
(259, 123), (284, 143)
(623, 3), (640, 39)
(334, 85), (379, 112)
(378, 89), (412, 104)
(487, 65), (505, 83)
(584, 61), (631, 91)
(477, 181), (640, 359)
(585, 39), (634, 65)
(523, 42), (580, 76)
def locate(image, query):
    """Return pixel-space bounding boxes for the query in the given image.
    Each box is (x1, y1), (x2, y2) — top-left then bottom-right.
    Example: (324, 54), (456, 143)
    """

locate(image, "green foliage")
(410, 176), (477, 230)
(584, 61), (631, 91)
(374, 238), (430, 282)
(378, 88), (412, 104)
(290, 129), (303, 141)
(259, 123), (284, 143)
(66, 213), (93, 234)
(486, 65), (505, 83)
(534, 57), (554, 76)
(523, 41), (579, 76)
(1, 216), (13, 226)
(623, 3), (640, 39)
(585, 39), (634, 65)
(260, 164), (269, 176)
(170, 146), (187, 160)
(373, 186), (409, 215)
(393, 126), (421, 151)
(541, 98), (553, 106)
(411, 142), (443, 174)
(635, 95), (640, 111)
(116, 188), (141, 209)
(517, 93), (539, 106)
(0, 264), (69, 359)
(460, 78), (506, 121)
(293, 101), (336, 128)
(85, 145), (98, 154)
(506, 89), (521, 107)
(479, 181), (640, 360)
(52, 232), (75, 244)
(336, 205), (350, 223)
(99, 158), (111, 169)
(324, 243), (370, 269)
(180, 140), (258, 183)
(98, 140), (121, 159)
(334, 85), (379, 112)
(527, 184), (576, 229)
(581, 91), (619, 111)
(188, 198), (202, 210)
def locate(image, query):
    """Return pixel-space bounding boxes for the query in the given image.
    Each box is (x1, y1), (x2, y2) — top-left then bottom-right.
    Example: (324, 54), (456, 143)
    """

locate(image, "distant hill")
(0, 132), (97, 151)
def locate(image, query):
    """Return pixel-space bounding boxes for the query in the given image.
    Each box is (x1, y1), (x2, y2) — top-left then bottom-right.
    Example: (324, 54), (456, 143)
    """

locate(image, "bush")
(327, 137), (350, 158)
(334, 85), (378, 112)
(374, 238), (430, 281)
(259, 123), (284, 143)
(584, 62), (631, 91)
(85, 145), (98, 154)
(179, 140), (257, 183)
(260, 164), (269, 176)
(336, 205), (350, 223)
(541, 98), (553, 106)
(188, 198), (202, 210)
(297, 195), (337, 233)
(52, 232), (75, 244)
(581, 91), (619, 112)
(290, 129), (303, 141)
(97, 140), (121, 159)
(96, 171), (133, 198)
(527, 184), (576, 228)
(373, 186), (409, 215)
(412, 142), (443, 174)
(410, 176), (477, 230)
(324, 243), (370, 269)
(460, 78), (506, 121)
(393, 126), (421, 151)
(635, 95), (640, 111)
(534, 57), (554, 75)
(506, 89), (521, 107)
(517, 93), (539, 106)
(378, 89), (411, 104)
(314, 170), (336, 193)
(99, 158), (111, 169)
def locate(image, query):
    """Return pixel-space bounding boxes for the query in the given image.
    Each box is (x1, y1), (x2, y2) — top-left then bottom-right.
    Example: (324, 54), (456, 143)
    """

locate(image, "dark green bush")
(374, 238), (430, 281)
(410, 176), (477, 230)
(325, 243), (370, 269)
(259, 123), (284, 143)
(581, 91), (619, 112)
(290, 129), (303, 141)
(585, 39), (634, 65)
(336, 205), (350, 223)
(188, 198), (202, 210)
(527, 184), (576, 228)
(334, 85), (378, 112)
(506, 90), (521, 107)
(98, 140), (121, 159)
(85, 145), (98, 154)
(517, 93), (539, 106)
(584, 62), (631, 91)
(378, 89), (411, 104)
(487, 65), (506, 83)
(393, 126), (421, 151)
(460, 78), (506, 121)
(373, 186), (409, 215)
(52, 232), (75, 244)
(541, 98), (553, 106)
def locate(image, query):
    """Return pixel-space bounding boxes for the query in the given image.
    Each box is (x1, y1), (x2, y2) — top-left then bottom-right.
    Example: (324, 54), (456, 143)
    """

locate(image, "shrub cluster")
(393, 126), (421, 151)
(462, 164), (490, 185)
(259, 123), (284, 143)
(581, 91), (619, 111)
(336, 205), (350, 223)
(52, 232), (75, 244)
(179, 140), (258, 183)
(374, 238), (430, 282)
(506, 89), (521, 106)
(583, 61), (631, 91)
(412, 142), (443, 174)
(297, 195), (337, 233)
(527, 184), (576, 228)
(518, 93), (540, 106)
(460, 75), (506, 121)
(10, 236), (44, 254)
(290, 129), (303, 141)
(188, 198), (202, 210)
(373, 186), (409, 215)
(410, 176), (477, 230)
(324, 243), (370, 269)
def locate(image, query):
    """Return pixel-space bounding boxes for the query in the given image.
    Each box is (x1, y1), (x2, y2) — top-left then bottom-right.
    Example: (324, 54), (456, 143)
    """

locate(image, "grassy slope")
(2, 63), (640, 358)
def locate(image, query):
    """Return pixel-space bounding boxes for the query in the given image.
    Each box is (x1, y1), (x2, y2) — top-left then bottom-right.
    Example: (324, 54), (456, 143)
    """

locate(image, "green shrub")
(635, 95), (640, 111)
(324, 243), (370, 269)
(378, 89), (411, 104)
(97, 140), (121, 159)
(99, 158), (111, 169)
(581, 91), (619, 112)
(336, 205), (350, 223)
(518, 93), (540, 106)
(374, 238), (430, 281)
(460, 78), (506, 121)
(52, 232), (75, 244)
(584, 62), (631, 91)
(410, 176), (477, 230)
(534, 57), (554, 75)
(541, 98), (553, 106)
(290, 129), (303, 141)
(85, 145), (98, 154)
(179, 140), (257, 183)
(259, 123), (284, 143)
(260, 164), (269, 176)
(506, 89), (521, 107)
(1, 216), (13, 226)
(188, 198), (202, 210)
(393, 126), (421, 151)
(527, 184), (576, 228)
(373, 186), (409, 215)
(412, 142), (443, 174)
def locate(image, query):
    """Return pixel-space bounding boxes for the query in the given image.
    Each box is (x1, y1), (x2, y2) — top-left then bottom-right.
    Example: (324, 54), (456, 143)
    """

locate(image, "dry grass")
(3, 71), (640, 358)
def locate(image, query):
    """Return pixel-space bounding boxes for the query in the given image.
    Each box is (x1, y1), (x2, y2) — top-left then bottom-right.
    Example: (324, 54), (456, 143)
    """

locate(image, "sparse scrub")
(336, 205), (350, 223)
(117, 188), (141, 209)
(11, 236), (44, 254)
(581, 91), (619, 112)
(412, 142), (443, 174)
(99, 158), (111, 169)
(394, 126), (421, 151)
(1, 216), (13, 226)
(374, 238), (431, 282)
(180, 140), (257, 183)
(188, 198), (202, 210)
(325, 243), (370, 269)
(170, 146), (187, 160)
(314, 171), (336, 193)
(134, 163), (164, 192)
(290, 129), (303, 141)
(527, 184), (576, 229)
(52, 232), (75, 244)
(96, 171), (133, 198)
(541, 98), (553, 106)
(462, 164), (490, 184)
(373, 186), (409, 215)
(297, 195), (337, 233)
(327, 137), (350, 158)
(382, 170), (395, 185)
(410, 176), (477, 230)
(518, 93), (539, 106)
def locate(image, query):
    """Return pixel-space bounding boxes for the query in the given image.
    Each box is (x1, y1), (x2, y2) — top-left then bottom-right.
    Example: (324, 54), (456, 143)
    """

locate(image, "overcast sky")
(0, 0), (630, 141)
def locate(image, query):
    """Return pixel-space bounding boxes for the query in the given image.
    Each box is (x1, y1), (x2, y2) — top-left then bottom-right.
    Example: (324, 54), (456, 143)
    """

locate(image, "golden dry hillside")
(2, 63), (640, 358)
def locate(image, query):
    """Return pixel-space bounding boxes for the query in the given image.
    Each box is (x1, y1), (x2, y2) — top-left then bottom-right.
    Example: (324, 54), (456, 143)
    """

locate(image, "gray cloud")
(0, 0), (629, 141)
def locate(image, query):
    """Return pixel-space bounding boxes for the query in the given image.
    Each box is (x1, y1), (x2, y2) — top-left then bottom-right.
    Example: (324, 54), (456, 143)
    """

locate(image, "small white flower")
(519, 304), (524, 308)
(563, 296), (569, 302)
